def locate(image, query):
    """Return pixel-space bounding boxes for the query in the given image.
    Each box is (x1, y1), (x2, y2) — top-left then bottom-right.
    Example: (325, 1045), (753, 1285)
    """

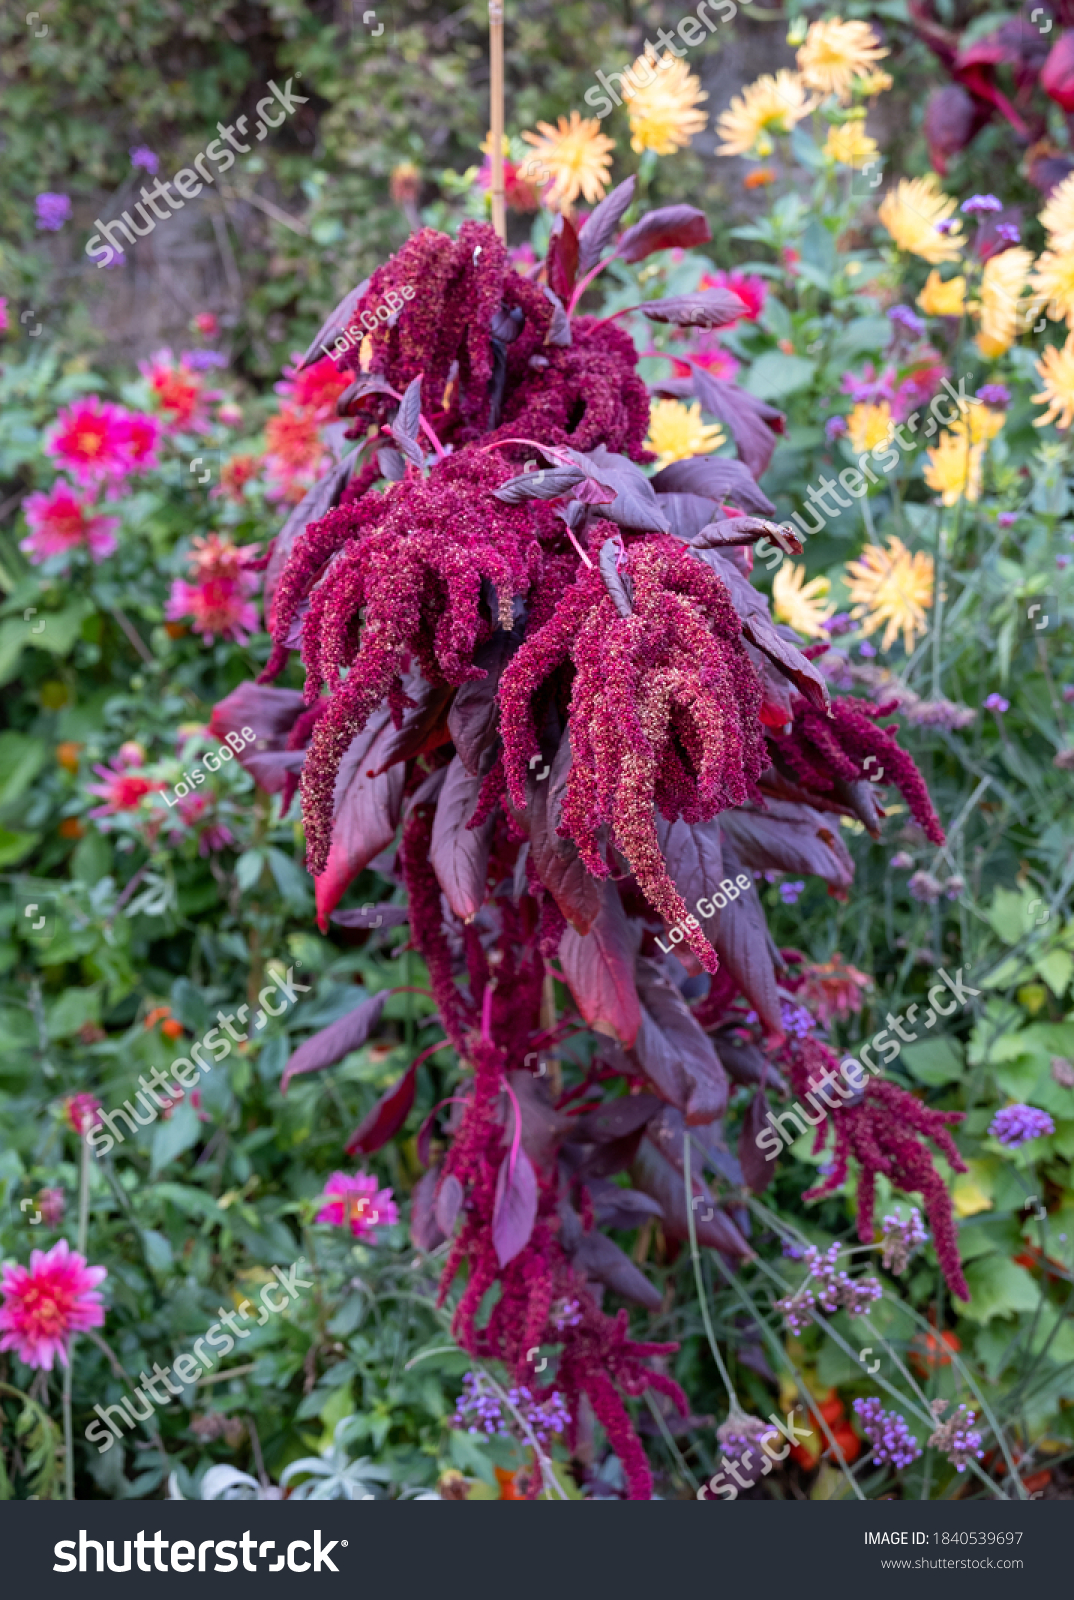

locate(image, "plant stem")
(488, 2), (506, 242)
(63, 1130), (92, 1501)
(682, 1132), (737, 1412)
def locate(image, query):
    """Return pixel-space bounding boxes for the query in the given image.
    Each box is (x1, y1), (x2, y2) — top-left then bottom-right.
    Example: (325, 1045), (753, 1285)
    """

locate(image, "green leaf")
(960, 1256), (1041, 1324)
(46, 985), (101, 1040)
(901, 1035), (963, 1086)
(141, 1227), (175, 1273)
(0, 829), (39, 868)
(266, 846), (312, 909)
(1036, 948), (1073, 999)
(0, 733), (47, 813)
(744, 352), (816, 402)
(170, 975), (209, 1034)
(149, 1101), (201, 1175)
(235, 849), (265, 891)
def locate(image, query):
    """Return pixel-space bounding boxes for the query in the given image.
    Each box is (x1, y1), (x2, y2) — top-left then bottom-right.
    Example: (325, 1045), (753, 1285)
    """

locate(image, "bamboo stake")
(488, 1), (506, 242)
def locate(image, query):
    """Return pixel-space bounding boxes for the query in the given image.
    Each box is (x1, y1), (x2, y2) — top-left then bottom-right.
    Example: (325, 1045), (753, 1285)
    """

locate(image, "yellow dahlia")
(917, 269), (966, 317)
(1033, 332), (1074, 430)
(1040, 171), (1074, 253)
(853, 69), (893, 98)
(716, 71), (814, 158)
(846, 400), (893, 455)
(797, 19), (889, 103)
(974, 247), (1034, 357)
(878, 174), (962, 265)
(951, 404), (1005, 447)
(922, 431), (983, 507)
(845, 536), (934, 654)
(772, 562), (834, 639)
(1031, 248), (1074, 329)
(644, 399), (725, 469)
(521, 111), (615, 211)
(624, 52), (707, 156)
(823, 122), (880, 169)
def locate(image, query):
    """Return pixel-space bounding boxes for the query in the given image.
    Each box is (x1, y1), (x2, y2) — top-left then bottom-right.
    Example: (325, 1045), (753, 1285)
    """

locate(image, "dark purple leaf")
(658, 491), (725, 542)
(527, 735), (603, 935)
(336, 373), (399, 416)
(691, 516), (803, 553)
(315, 709), (407, 930)
(632, 1135), (752, 1258)
(719, 801), (854, 890)
(410, 1167), (446, 1252)
(345, 1057), (419, 1156)
(448, 633), (514, 779)
(650, 457), (776, 517)
(656, 815), (723, 912)
(635, 959), (728, 1124)
(588, 1177), (664, 1229)
(377, 679), (455, 771)
(395, 374), (423, 442)
(209, 682), (305, 752)
(546, 212), (579, 304)
(493, 465), (586, 505)
(282, 991), (387, 1095)
(241, 748), (307, 796)
(429, 755), (496, 922)
(576, 1094), (662, 1144)
(299, 278), (370, 369)
(542, 287), (572, 347)
(739, 1088), (777, 1194)
(712, 1029), (787, 1093)
(506, 1071), (573, 1169)
(616, 205), (711, 263)
(689, 367), (785, 480)
(492, 1148), (539, 1267)
(377, 446), (406, 481)
(558, 882), (642, 1047)
(576, 175), (636, 276)
(573, 1232), (661, 1310)
(330, 904), (411, 930)
(708, 840), (783, 1037)
(598, 538), (634, 618)
(568, 445), (669, 533)
(639, 288), (747, 329)
(435, 1172), (464, 1236)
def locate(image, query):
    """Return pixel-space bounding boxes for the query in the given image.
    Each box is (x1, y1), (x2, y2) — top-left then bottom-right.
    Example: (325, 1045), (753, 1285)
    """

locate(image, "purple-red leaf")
(719, 800), (854, 891)
(429, 755), (496, 922)
(281, 991), (387, 1095)
(435, 1172), (464, 1236)
(299, 278), (370, 369)
(689, 366), (786, 479)
(345, 1057), (419, 1156)
(573, 1232), (661, 1310)
(708, 840), (783, 1038)
(330, 903), (410, 929)
(616, 205), (711, 263)
(448, 632), (515, 778)
(410, 1167), (447, 1252)
(315, 710), (407, 931)
(739, 1088), (777, 1194)
(492, 1148), (538, 1267)
(650, 456), (776, 517)
(639, 288), (746, 329)
(546, 212), (579, 304)
(558, 882), (642, 1046)
(576, 175), (636, 276)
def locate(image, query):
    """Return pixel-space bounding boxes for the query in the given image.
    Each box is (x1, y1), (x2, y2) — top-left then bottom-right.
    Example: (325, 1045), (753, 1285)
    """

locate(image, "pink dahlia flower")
(44, 397), (129, 485)
(0, 1239), (107, 1371)
(114, 408), (163, 474)
(20, 482), (119, 566)
(166, 533), (261, 645)
(274, 354), (352, 422)
(63, 1093), (101, 1134)
(86, 760), (164, 819)
(315, 1172), (399, 1240)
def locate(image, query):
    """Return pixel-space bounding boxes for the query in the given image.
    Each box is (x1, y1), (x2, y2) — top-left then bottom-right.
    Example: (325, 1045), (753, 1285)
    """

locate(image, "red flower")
(140, 348), (217, 432)
(166, 533), (261, 645)
(44, 397), (128, 485)
(0, 1239), (107, 1371)
(275, 355), (351, 422)
(85, 760), (164, 820)
(263, 404), (327, 502)
(63, 1093), (101, 1134)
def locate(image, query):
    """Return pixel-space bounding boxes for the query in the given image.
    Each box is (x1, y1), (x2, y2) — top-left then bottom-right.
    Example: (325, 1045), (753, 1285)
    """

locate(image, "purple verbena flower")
(996, 512), (1017, 528)
(825, 415), (848, 441)
(35, 193), (72, 231)
(928, 1400), (983, 1472)
(859, 640), (877, 657)
(130, 146), (159, 173)
(961, 194), (1003, 214)
(989, 1104), (1054, 1148)
(822, 611), (853, 636)
(908, 869), (943, 904)
(182, 349), (228, 370)
(880, 1208), (928, 1274)
(779, 880), (807, 907)
(983, 693), (1009, 713)
(995, 223), (1021, 244)
(888, 305), (925, 337)
(976, 384), (1010, 407)
(780, 999), (815, 1036)
(890, 850), (914, 869)
(854, 1397), (922, 1470)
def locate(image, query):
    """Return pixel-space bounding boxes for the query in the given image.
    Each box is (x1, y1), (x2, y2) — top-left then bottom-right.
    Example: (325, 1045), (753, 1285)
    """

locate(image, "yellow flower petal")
(644, 399), (725, 469)
(623, 52), (707, 156)
(845, 536), (934, 654)
(771, 561), (834, 639)
(878, 174), (962, 265)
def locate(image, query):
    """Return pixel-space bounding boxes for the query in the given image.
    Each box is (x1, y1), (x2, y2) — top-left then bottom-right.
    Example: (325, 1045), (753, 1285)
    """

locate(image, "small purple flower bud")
(961, 194), (1003, 214)
(983, 693), (1009, 713)
(989, 1104), (1055, 1148)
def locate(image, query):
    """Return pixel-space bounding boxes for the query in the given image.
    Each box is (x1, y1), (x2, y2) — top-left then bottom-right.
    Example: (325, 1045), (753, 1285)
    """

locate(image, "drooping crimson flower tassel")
(784, 1036), (968, 1299)
(500, 536), (765, 971)
(769, 696), (944, 845)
